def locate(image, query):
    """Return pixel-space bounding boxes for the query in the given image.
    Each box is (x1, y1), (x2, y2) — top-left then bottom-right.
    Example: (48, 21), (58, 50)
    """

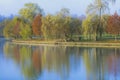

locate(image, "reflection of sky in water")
(39, 57), (86, 80)
(0, 59), (24, 80)
(1, 41), (120, 80)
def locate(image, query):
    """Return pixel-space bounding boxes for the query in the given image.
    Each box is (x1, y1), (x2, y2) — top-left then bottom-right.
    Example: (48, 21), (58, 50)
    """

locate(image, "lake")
(0, 39), (120, 80)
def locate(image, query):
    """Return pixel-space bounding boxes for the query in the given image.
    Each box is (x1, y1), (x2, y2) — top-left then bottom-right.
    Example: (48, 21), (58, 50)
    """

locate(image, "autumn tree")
(68, 17), (82, 41)
(19, 3), (44, 23)
(86, 0), (109, 39)
(13, 18), (21, 38)
(19, 21), (32, 39)
(42, 14), (67, 40)
(0, 20), (6, 37)
(82, 14), (109, 41)
(106, 12), (120, 40)
(42, 14), (54, 40)
(19, 3), (44, 39)
(42, 8), (82, 41)
(42, 8), (71, 41)
(3, 17), (21, 38)
(56, 8), (71, 41)
(32, 14), (42, 37)
(82, 15), (99, 41)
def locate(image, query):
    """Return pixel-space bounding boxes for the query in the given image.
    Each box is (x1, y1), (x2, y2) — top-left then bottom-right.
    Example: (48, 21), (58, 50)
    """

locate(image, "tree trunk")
(94, 33), (97, 41)
(99, 8), (102, 40)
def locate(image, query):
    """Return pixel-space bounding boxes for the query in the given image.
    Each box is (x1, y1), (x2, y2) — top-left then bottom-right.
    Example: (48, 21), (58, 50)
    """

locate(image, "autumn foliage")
(32, 14), (42, 36)
(3, 3), (120, 41)
(106, 12), (120, 35)
(13, 18), (21, 38)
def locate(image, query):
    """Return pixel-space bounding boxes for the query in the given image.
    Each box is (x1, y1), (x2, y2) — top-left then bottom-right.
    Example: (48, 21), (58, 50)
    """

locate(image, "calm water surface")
(0, 39), (120, 80)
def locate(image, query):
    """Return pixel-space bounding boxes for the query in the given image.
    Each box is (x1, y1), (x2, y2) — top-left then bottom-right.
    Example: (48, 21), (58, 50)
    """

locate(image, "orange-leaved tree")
(13, 18), (21, 38)
(32, 14), (42, 37)
(106, 12), (120, 40)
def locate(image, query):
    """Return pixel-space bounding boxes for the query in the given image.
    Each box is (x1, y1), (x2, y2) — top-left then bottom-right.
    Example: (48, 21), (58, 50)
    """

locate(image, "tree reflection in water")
(3, 42), (120, 80)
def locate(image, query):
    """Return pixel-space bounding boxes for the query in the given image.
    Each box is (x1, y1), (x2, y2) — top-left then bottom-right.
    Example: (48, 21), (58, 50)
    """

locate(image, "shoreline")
(11, 40), (120, 48)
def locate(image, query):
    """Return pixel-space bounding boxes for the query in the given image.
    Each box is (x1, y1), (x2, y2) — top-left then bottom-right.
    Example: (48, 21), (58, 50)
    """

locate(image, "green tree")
(42, 8), (82, 41)
(82, 15), (99, 41)
(42, 14), (54, 40)
(12, 18), (21, 38)
(19, 3), (44, 39)
(19, 3), (44, 22)
(42, 8), (71, 41)
(68, 17), (82, 41)
(3, 17), (20, 38)
(56, 8), (71, 41)
(19, 21), (32, 39)
(0, 21), (6, 37)
(3, 20), (13, 38)
(86, 0), (109, 40)
(100, 14), (110, 34)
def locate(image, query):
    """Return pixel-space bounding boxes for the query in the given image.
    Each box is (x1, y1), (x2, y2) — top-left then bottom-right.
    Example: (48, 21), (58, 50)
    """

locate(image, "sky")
(0, 0), (120, 16)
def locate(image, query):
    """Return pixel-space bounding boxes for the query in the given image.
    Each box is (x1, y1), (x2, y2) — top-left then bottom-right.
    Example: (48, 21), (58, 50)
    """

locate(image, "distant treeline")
(2, 1), (120, 41)
(0, 15), (14, 37)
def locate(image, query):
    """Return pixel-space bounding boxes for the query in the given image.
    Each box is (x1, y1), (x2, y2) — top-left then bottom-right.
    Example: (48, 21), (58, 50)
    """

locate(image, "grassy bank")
(11, 40), (120, 48)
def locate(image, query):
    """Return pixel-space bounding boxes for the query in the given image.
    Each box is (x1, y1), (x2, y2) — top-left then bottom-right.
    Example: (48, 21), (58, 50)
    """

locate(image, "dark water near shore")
(0, 39), (120, 80)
